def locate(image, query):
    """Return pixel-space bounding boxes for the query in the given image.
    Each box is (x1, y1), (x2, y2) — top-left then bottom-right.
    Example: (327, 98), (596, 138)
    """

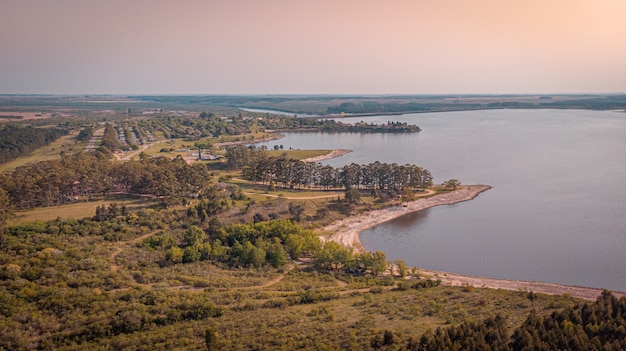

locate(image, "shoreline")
(301, 149), (352, 163)
(321, 185), (491, 253)
(320, 185), (625, 301)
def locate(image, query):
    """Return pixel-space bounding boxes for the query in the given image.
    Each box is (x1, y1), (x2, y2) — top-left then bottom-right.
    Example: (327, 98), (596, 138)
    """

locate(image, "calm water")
(258, 109), (626, 292)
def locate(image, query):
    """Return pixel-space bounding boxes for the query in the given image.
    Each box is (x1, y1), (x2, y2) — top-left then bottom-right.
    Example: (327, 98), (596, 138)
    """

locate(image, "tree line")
(0, 124), (68, 164)
(226, 145), (433, 192)
(256, 115), (421, 133)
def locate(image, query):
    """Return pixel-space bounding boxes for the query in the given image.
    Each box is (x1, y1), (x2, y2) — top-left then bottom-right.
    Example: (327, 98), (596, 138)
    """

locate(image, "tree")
(266, 238), (289, 267)
(443, 179), (461, 190)
(315, 241), (352, 271)
(194, 141), (212, 160)
(183, 244), (202, 263)
(396, 259), (407, 277)
(0, 188), (13, 229)
(205, 327), (219, 351)
(316, 207), (329, 219)
(166, 246), (184, 264)
(288, 202), (305, 222)
(184, 225), (206, 246)
(344, 189), (361, 205)
(358, 251), (387, 275)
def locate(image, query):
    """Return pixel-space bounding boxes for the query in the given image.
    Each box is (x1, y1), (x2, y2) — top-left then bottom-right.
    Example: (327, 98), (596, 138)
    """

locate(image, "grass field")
(0, 132), (83, 172)
(8, 195), (160, 225)
(267, 149), (329, 160)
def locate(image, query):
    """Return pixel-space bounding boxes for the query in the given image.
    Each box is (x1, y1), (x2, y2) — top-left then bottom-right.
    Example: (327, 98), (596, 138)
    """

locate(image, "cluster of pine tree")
(410, 290), (626, 350)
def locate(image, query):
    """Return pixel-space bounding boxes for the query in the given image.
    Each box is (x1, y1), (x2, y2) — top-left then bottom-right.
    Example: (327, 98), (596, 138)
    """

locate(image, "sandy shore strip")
(320, 185), (625, 300)
(302, 149), (352, 163)
(423, 269), (624, 301)
(321, 185), (490, 253)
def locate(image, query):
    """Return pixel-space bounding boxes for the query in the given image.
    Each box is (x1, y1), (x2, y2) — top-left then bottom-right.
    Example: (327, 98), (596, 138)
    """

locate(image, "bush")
(369, 286), (383, 294)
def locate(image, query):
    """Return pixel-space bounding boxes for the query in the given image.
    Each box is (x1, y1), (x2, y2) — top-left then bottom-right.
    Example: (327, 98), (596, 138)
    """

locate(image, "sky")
(1, 0), (625, 95)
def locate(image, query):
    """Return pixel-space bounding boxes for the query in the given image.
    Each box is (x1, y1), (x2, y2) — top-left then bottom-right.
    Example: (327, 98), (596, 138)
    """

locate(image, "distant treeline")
(325, 96), (626, 115)
(0, 124), (68, 164)
(137, 94), (626, 115)
(327, 102), (437, 114)
(261, 117), (421, 133)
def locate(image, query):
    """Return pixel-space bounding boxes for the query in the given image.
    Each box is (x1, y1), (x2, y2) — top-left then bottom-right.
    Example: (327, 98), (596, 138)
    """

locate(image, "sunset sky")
(1, 0), (625, 95)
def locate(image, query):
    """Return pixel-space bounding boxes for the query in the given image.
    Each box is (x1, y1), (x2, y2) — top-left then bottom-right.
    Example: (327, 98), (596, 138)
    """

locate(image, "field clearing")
(267, 149), (329, 160)
(8, 195), (159, 225)
(0, 111), (54, 120)
(0, 132), (82, 172)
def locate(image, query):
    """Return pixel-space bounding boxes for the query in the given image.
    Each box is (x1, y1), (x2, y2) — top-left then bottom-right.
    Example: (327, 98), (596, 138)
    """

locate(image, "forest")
(1, 97), (626, 350)
(225, 145), (433, 192)
(0, 124), (68, 164)
(0, 149), (210, 210)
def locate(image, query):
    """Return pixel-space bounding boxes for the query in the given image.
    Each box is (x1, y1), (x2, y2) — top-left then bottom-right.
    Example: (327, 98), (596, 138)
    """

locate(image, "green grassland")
(8, 195), (161, 225)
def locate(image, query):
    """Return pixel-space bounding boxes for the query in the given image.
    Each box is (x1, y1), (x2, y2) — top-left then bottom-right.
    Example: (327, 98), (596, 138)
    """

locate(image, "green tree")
(166, 246), (184, 264)
(288, 202), (305, 222)
(443, 179), (461, 189)
(395, 259), (407, 277)
(183, 244), (202, 263)
(315, 241), (352, 271)
(266, 238), (289, 267)
(194, 141), (212, 160)
(205, 327), (219, 351)
(0, 188), (13, 229)
(184, 225), (206, 246)
(344, 189), (361, 205)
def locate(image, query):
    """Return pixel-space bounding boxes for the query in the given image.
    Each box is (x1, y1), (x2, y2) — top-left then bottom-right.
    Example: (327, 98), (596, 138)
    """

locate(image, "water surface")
(258, 109), (626, 292)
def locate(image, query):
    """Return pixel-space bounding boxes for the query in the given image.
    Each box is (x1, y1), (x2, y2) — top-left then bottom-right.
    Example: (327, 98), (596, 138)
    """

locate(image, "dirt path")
(244, 192), (342, 200)
(108, 232), (294, 292)
(238, 263), (295, 290)
(115, 140), (166, 161)
(109, 231), (160, 274)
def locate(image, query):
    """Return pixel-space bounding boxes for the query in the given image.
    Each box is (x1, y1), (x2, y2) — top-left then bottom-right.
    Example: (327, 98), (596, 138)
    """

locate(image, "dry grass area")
(8, 195), (160, 225)
(0, 132), (82, 172)
(0, 111), (55, 120)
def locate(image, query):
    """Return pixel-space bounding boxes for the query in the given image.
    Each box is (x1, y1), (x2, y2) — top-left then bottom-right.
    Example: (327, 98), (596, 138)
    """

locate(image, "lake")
(257, 109), (626, 292)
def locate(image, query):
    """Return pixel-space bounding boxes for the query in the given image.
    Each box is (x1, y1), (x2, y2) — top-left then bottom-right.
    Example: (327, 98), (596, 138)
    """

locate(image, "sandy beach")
(320, 185), (625, 300)
(322, 185), (490, 253)
(302, 149), (352, 163)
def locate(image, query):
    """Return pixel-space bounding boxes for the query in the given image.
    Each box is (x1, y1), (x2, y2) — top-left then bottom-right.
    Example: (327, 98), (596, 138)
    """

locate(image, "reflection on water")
(382, 208), (432, 230)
